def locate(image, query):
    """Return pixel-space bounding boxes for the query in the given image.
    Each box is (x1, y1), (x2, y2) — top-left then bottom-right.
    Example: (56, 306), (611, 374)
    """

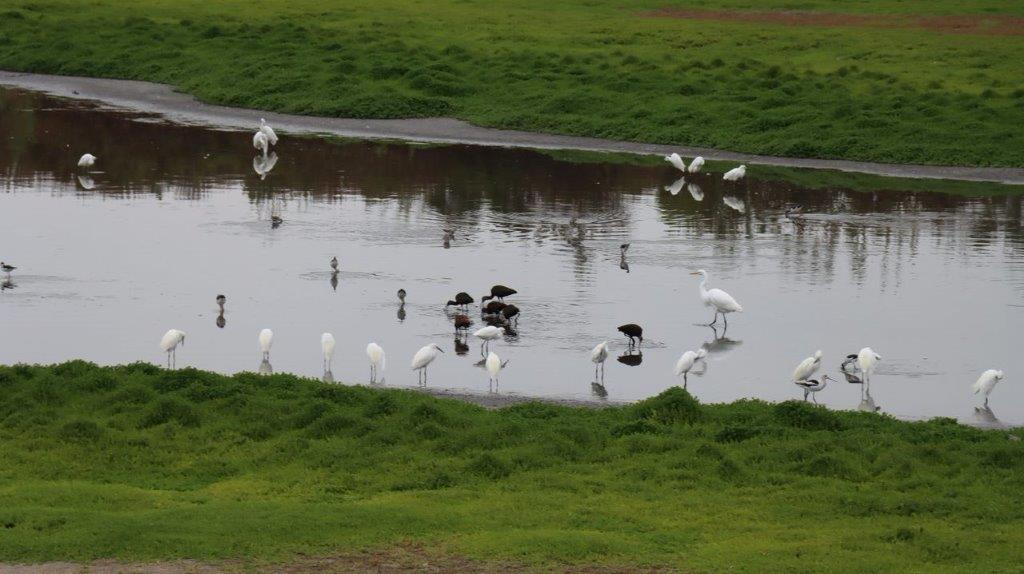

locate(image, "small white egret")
(77, 153), (96, 168)
(688, 182), (704, 201)
(473, 325), (505, 354)
(688, 156), (705, 173)
(795, 374), (834, 403)
(411, 343), (444, 385)
(590, 341), (609, 379)
(972, 369), (1004, 407)
(486, 351), (503, 388)
(665, 176), (685, 196)
(691, 270), (742, 327)
(259, 328), (274, 359)
(367, 342), (386, 382)
(253, 131), (269, 156)
(159, 329), (186, 368)
(722, 196), (746, 213)
(259, 118), (279, 146)
(793, 350), (823, 382)
(857, 347), (881, 386)
(321, 333), (336, 369)
(664, 152), (687, 173)
(723, 165), (746, 181)
(673, 348), (708, 388)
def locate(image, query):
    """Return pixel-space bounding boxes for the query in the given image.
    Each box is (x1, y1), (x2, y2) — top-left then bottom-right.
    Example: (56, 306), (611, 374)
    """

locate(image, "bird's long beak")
(689, 271), (700, 275)
(438, 348), (445, 353)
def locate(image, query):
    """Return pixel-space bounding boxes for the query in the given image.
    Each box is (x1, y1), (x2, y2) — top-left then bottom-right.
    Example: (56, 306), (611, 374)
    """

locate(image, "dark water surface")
(2, 88), (1022, 424)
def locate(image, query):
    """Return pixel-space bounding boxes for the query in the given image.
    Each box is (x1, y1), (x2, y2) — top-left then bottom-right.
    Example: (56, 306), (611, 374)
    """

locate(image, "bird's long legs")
(683, 373), (688, 390)
(707, 312), (719, 327)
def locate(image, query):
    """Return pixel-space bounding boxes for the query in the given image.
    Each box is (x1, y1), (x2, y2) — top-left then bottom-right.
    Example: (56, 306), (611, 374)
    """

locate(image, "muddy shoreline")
(1, 70), (1021, 184)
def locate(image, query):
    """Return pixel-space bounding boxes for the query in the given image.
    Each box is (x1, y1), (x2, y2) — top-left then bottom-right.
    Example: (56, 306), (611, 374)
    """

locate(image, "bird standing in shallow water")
(397, 289), (406, 303)
(486, 351), (503, 391)
(271, 215), (283, 229)
(482, 285), (517, 302)
(972, 369), (1004, 407)
(793, 350), (823, 382)
(454, 314), (472, 332)
(77, 154), (97, 168)
(617, 324), (643, 348)
(253, 131), (269, 157)
(500, 304), (520, 326)
(259, 118), (279, 146)
(674, 348), (707, 388)
(411, 344), (444, 385)
(259, 329), (274, 359)
(159, 329), (186, 368)
(723, 165), (746, 181)
(795, 375), (834, 403)
(321, 333), (336, 370)
(474, 325), (505, 355)
(366, 342), (386, 382)
(446, 292), (474, 310)
(591, 341), (609, 380)
(1, 262), (15, 276)
(691, 270), (742, 328)
(857, 347), (881, 386)
(330, 257), (339, 272)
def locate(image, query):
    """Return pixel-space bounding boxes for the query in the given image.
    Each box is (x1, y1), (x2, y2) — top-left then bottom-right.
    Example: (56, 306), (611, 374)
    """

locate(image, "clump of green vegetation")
(1, 361), (1023, 569)
(0, 0), (1022, 166)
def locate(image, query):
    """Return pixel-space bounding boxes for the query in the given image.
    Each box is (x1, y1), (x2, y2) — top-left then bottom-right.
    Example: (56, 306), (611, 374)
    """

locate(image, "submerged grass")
(1, 361), (1023, 570)
(0, 0), (1022, 167)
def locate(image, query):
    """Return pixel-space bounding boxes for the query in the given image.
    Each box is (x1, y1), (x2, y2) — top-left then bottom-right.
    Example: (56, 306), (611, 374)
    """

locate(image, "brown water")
(1, 88), (1022, 424)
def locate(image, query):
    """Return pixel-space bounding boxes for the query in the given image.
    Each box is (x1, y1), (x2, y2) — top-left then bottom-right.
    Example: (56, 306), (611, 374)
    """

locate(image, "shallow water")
(1, 88), (1022, 424)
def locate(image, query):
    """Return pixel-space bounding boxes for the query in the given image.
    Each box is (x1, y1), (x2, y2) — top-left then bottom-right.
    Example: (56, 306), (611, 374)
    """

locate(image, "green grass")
(1, 362), (1024, 570)
(1, 0), (1023, 167)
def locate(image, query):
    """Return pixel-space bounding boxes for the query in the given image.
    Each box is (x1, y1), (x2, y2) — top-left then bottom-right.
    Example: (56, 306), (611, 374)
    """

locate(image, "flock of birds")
(19, 120), (1005, 413)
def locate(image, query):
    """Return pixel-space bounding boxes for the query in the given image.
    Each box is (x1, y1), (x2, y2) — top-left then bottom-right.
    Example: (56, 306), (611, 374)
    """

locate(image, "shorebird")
(795, 375), (835, 403)
(617, 324), (643, 348)
(691, 270), (742, 328)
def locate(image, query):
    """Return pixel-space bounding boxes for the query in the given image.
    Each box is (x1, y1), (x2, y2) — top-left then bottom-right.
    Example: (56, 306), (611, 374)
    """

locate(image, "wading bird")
(159, 329), (185, 368)
(664, 153), (687, 173)
(216, 294), (226, 309)
(253, 131), (269, 156)
(618, 323), (643, 348)
(321, 333), (336, 370)
(972, 369), (1005, 407)
(259, 328), (274, 359)
(397, 289), (406, 302)
(446, 292), (474, 310)
(367, 342), (386, 382)
(482, 285), (517, 302)
(330, 256), (339, 272)
(486, 351), (503, 389)
(857, 347), (881, 386)
(795, 374), (834, 403)
(411, 343), (444, 385)
(482, 300), (506, 316)
(688, 156), (705, 173)
(723, 165), (746, 181)
(840, 353), (862, 383)
(474, 325), (505, 355)
(691, 270), (742, 327)
(259, 118), (278, 146)
(77, 153), (96, 168)
(591, 341), (609, 380)
(454, 314), (472, 332)
(500, 304), (520, 326)
(793, 350), (823, 382)
(1, 262), (15, 276)
(673, 348), (707, 388)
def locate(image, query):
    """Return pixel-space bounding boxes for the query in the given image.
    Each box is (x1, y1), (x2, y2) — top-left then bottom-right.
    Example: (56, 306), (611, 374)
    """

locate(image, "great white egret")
(688, 183), (704, 201)
(321, 333), (336, 370)
(617, 324), (643, 347)
(411, 343), (444, 385)
(253, 131), (269, 156)
(446, 292), (474, 309)
(486, 351), (503, 387)
(688, 156), (705, 173)
(159, 329), (186, 368)
(795, 374), (834, 403)
(691, 270), (742, 327)
(367, 342), (386, 382)
(723, 165), (746, 181)
(259, 118), (279, 146)
(482, 285), (517, 302)
(259, 328), (274, 359)
(591, 341), (609, 379)
(474, 325), (505, 354)
(972, 369), (1004, 407)
(664, 153), (687, 172)
(793, 350), (823, 381)
(674, 348), (707, 388)
(77, 154), (96, 168)
(857, 347), (881, 386)
(666, 176), (685, 196)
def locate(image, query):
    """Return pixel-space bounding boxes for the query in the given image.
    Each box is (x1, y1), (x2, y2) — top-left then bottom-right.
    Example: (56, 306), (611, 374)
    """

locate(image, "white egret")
(665, 176), (685, 196)
(688, 156), (705, 173)
(77, 153), (96, 168)
(723, 165), (746, 181)
(367, 342), (386, 382)
(664, 152), (687, 173)
(795, 374), (834, 403)
(857, 347), (881, 386)
(259, 118), (279, 146)
(321, 333), (336, 370)
(691, 270), (742, 327)
(972, 369), (1004, 407)
(473, 325), (505, 354)
(793, 350), (823, 382)
(159, 329), (186, 368)
(486, 351), (503, 388)
(673, 348), (708, 388)
(688, 182), (704, 201)
(253, 131), (269, 156)
(411, 343), (444, 385)
(259, 328), (274, 359)
(722, 196), (746, 213)
(591, 341), (609, 379)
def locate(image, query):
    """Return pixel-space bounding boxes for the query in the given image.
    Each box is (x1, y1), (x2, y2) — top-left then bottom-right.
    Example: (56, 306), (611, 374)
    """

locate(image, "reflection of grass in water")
(1, 1), (1023, 167)
(2, 361), (1023, 569)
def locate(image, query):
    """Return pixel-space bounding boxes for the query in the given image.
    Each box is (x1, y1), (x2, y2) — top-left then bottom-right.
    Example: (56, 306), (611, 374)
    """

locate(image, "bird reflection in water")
(619, 243), (630, 273)
(76, 174), (96, 190)
(688, 183), (704, 201)
(857, 386), (880, 413)
(1, 278), (15, 291)
(591, 382), (608, 400)
(454, 336), (470, 356)
(972, 405), (1005, 429)
(215, 294), (226, 329)
(397, 288), (406, 322)
(330, 272), (339, 292)
(258, 358), (274, 375)
(253, 151), (279, 180)
(665, 176), (685, 196)
(702, 325), (742, 354)
(322, 369), (335, 384)
(617, 349), (643, 367)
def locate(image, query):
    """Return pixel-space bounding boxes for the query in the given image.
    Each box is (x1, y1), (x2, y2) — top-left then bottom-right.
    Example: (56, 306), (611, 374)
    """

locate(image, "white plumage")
(664, 153), (687, 172)
(665, 176), (685, 196)
(688, 183), (704, 201)
(486, 351), (503, 385)
(411, 343), (444, 384)
(793, 350), (823, 382)
(77, 153), (97, 168)
(972, 369), (1004, 406)
(259, 328), (274, 358)
(722, 196), (746, 213)
(692, 269), (742, 327)
(253, 151), (278, 180)
(159, 329), (186, 367)
(253, 131), (269, 156)
(367, 342), (386, 382)
(723, 165), (746, 181)
(590, 341), (609, 379)
(259, 118), (279, 146)
(321, 333), (336, 368)
(857, 347), (881, 385)
(688, 156), (705, 173)
(673, 348), (707, 386)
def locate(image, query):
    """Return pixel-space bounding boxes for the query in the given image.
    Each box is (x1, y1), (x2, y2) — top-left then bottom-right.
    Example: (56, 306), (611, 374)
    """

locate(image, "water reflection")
(857, 386), (880, 412)
(688, 182), (704, 201)
(258, 358), (274, 375)
(76, 174), (95, 190)
(972, 405), (1005, 428)
(617, 349), (643, 367)
(591, 381), (608, 400)
(322, 369), (334, 384)
(330, 272), (339, 292)
(665, 177), (685, 196)
(253, 152), (278, 180)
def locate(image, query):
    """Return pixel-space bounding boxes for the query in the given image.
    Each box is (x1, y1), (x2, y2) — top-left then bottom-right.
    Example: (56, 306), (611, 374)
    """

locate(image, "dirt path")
(1, 71), (1021, 185)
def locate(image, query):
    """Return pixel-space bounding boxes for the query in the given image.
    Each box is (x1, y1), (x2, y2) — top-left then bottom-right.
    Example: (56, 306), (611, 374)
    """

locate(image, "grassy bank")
(1, 362), (1023, 570)
(0, 0), (1023, 167)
